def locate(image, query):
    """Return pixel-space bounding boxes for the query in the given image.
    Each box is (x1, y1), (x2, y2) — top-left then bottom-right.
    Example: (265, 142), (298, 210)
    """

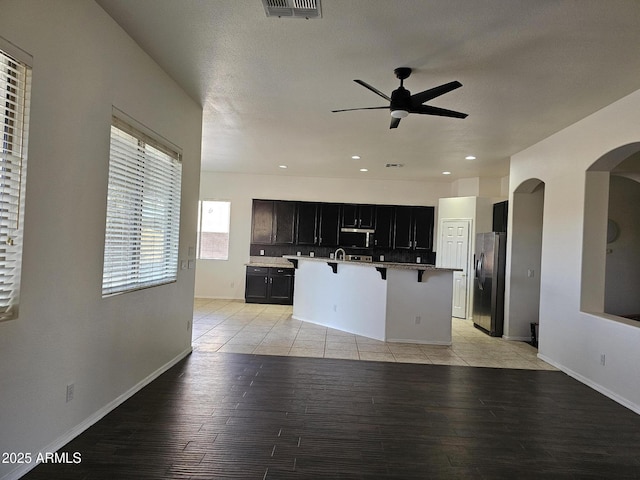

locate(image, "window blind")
(102, 118), (182, 296)
(0, 49), (30, 321)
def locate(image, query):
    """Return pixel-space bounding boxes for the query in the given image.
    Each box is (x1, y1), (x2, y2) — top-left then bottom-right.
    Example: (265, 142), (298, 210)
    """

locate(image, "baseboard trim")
(194, 296), (244, 301)
(2, 347), (192, 480)
(537, 352), (640, 416)
(386, 338), (452, 346)
(502, 335), (532, 342)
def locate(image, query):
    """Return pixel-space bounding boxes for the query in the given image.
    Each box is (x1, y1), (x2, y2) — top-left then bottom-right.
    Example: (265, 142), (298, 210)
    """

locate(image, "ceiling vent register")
(263, 0), (322, 19)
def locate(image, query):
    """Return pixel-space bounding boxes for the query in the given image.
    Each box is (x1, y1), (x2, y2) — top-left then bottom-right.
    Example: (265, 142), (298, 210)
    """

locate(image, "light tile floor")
(192, 299), (556, 370)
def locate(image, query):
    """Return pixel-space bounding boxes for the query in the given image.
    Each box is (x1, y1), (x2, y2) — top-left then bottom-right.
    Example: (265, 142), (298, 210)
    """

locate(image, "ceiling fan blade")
(410, 81), (462, 106)
(390, 117), (401, 129)
(332, 106), (389, 113)
(354, 80), (391, 102)
(410, 104), (468, 119)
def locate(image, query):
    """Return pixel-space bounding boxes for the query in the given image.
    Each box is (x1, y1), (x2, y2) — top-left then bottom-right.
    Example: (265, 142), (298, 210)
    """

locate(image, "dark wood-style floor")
(24, 352), (640, 479)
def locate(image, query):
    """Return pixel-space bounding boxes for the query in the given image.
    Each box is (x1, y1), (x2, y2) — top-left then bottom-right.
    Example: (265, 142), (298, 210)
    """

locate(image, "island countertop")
(282, 255), (460, 272)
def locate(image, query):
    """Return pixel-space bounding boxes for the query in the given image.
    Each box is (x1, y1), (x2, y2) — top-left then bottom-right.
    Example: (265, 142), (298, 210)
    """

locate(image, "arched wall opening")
(504, 178), (545, 341)
(582, 142), (640, 323)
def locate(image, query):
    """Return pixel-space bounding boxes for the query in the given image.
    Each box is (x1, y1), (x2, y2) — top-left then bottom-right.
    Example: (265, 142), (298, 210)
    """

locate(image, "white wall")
(0, 3), (202, 478)
(292, 260), (388, 340)
(508, 88), (640, 414)
(196, 171), (452, 299)
(451, 176), (508, 199)
(504, 184), (544, 340)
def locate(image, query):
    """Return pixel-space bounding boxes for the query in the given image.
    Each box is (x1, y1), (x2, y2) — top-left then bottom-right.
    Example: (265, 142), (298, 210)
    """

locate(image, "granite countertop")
(246, 256), (295, 268)
(282, 255), (460, 272)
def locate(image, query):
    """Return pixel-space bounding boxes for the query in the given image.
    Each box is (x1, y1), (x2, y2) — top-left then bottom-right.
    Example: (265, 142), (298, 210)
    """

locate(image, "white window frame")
(196, 200), (231, 260)
(0, 41), (31, 321)
(101, 113), (182, 297)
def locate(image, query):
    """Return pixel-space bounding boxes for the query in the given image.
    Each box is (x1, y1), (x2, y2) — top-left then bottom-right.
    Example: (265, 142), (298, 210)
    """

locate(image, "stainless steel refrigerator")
(473, 232), (506, 337)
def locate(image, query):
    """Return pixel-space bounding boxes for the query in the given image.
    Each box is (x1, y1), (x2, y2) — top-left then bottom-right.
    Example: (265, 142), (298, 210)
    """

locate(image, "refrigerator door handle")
(476, 253), (485, 290)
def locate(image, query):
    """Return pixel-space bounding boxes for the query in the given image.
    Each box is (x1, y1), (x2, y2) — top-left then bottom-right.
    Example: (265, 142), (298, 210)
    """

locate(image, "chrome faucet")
(334, 248), (346, 260)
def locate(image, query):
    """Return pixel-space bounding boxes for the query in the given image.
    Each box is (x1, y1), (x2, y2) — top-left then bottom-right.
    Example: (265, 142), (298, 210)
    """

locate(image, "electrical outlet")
(600, 354), (606, 366)
(527, 269), (535, 278)
(66, 383), (74, 403)
(415, 316), (421, 325)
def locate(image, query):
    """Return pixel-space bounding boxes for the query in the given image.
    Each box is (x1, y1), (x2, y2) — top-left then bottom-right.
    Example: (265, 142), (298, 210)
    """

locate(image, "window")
(102, 116), (182, 296)
(0, 47), (30, 321)
(197, 200), (231, 260)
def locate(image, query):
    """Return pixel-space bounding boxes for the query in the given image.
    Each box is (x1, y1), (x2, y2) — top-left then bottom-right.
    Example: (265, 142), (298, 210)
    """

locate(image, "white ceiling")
(96, 0), (640, 182)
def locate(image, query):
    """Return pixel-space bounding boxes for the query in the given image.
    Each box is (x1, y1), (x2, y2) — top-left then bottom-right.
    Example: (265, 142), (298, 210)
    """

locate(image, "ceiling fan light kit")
(391, 109), (409, 119)
(332, 67), (467, 129)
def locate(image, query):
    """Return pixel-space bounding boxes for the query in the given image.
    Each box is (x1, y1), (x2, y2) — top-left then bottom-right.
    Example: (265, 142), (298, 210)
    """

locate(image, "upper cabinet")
(492, 200), (508, 233)
(318, 203), (341, 246)
(341, 204), (375, 229)
(296, 202), (318, 245)
(251, 200), (435, 252)
(373, 206), (394, 248)
(251, 200), (274, 244)
(251, 200), (296, 245)
(393, 206), (434, 251)
(273, 201), (296, 244)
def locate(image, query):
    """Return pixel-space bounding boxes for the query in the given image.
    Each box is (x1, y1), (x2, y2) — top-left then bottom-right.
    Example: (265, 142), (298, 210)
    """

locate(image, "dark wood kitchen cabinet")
(341, 204), (375, 229)
(251, 200), (296, 245)
(393, 206), (434, 251)
(318, 203), (341, 246)
(296, 202), (318, 245)
(373, 205), (394, 248)
(273, 201), (296, 244)
(493, 200), (508, 234)
(251, 200), (273, 244)
(245, 266), (294, 305)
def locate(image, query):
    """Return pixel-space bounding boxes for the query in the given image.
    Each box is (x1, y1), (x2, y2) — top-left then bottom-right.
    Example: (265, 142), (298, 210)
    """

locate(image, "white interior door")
(438, 220), (471, 318)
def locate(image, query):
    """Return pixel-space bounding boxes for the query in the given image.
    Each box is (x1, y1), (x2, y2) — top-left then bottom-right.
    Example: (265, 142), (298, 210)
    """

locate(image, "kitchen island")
(283, 255), (457, 345)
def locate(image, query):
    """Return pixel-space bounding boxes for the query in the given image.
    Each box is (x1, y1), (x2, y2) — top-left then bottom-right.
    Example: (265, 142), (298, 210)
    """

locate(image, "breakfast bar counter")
(283, 255), (457, 344)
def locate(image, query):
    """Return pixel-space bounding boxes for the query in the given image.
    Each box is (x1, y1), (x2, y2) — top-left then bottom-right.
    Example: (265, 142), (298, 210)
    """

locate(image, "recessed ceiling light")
(360, 168), (368, 172)
(352, 155), (361, 160)
(279, 165), (287, 169)
(465, 155), (476, 160)
(442, 171), (451, 175)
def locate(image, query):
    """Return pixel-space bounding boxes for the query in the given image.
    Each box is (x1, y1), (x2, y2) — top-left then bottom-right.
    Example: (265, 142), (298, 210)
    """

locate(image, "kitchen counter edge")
(282, 255), (460, 272)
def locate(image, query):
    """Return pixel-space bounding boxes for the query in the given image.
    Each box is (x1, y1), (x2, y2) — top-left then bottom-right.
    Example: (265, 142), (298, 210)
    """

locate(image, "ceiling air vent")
(262, 0), (322, 19)
(385, 163), (404, 168)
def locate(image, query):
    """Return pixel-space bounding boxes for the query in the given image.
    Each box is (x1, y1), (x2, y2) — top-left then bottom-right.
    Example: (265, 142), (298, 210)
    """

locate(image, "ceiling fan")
(332, 67), (467, 129)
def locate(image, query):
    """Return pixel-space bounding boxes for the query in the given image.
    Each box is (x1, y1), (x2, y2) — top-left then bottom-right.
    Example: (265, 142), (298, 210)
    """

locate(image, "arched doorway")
(504, 178), (545, 342)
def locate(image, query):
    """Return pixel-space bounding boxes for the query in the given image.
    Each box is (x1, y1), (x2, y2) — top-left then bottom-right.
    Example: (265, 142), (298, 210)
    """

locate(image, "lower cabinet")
(245, 266), (294, 305)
